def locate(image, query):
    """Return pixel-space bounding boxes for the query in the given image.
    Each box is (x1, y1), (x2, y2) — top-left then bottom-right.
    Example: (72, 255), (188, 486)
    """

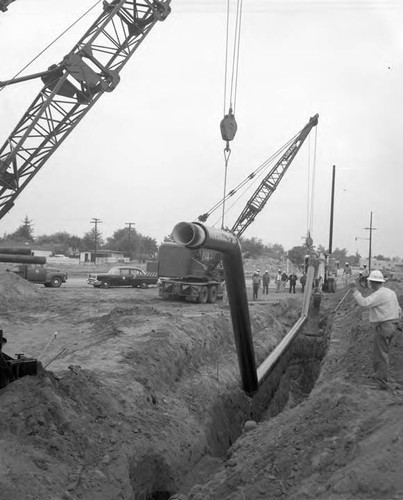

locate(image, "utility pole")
(125, 222), (135, 261)
(90, 218), (102, 265)
(364, 211), (377, 272)
(328, 165), (336, 255)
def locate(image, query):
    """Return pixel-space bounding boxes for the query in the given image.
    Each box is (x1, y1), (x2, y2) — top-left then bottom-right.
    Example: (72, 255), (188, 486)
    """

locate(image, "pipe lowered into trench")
(172, 221), (315, 395)
(173, 221), (258, 394)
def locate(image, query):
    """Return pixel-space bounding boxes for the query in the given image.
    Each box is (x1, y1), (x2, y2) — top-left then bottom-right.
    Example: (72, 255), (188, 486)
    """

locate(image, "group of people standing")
(252, 269), (307, 300)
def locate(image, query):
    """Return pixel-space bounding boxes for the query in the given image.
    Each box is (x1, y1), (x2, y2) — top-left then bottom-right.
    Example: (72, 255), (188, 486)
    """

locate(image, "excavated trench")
(133, 302), (333, 500)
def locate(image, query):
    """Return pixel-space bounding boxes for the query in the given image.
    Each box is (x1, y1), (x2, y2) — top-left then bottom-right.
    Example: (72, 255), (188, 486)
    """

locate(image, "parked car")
(87, 266), (158, 289)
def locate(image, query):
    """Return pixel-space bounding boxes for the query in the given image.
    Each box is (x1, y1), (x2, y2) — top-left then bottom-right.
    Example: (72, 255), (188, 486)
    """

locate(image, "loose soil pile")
(0, 272), (402, 499)
(0, 271), (43, 312)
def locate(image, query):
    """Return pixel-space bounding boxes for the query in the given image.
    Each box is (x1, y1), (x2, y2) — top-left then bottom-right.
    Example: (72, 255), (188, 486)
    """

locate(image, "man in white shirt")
(350, 270), (402, 391)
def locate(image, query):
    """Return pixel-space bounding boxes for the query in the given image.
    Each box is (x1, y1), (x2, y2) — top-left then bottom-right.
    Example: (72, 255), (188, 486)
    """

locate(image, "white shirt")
(353, 286), (401, 323)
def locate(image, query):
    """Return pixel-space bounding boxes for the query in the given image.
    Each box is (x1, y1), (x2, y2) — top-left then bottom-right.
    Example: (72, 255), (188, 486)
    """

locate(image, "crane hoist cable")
(219, 0), (243, 229)
(0, 0), (102, 94)
(198, 131), (299, 223)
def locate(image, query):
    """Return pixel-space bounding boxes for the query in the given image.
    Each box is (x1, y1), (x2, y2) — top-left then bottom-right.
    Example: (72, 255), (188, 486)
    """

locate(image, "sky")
(0, 0), (402, 258)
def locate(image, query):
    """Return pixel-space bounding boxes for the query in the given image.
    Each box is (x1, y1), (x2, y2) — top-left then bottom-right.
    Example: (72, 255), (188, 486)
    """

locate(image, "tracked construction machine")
(0, 247), (46, 387)
(0, 329), (38, 389)
(158, 113), (319, 303)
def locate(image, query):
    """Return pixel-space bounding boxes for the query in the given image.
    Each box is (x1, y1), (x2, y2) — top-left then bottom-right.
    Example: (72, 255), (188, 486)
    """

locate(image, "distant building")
(79, 249), (128, 264)
(32, 249), (53, 259)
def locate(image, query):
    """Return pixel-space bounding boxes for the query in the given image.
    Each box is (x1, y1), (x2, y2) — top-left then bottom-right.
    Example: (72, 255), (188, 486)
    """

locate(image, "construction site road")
(0, 270), (403, 499)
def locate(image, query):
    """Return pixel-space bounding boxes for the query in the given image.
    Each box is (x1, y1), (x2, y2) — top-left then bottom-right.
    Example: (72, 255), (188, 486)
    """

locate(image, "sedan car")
(88, 266), (158, 289)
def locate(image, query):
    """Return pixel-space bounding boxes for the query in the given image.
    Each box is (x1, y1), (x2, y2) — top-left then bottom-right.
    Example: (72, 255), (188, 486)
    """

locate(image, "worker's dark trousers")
(253, 285), (259, 300)
(289, 284), (296, 293)
(263, 284), (269, 294)
(373, 321), (397, 382)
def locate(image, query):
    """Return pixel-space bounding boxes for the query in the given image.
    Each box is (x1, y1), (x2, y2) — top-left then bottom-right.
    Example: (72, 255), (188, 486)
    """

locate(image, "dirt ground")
(0, 269), (403, 500)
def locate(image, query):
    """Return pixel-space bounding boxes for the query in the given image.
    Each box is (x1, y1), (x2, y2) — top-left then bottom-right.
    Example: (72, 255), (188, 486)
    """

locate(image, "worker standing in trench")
(252, 270), (261, 300)
(350, 270), (402, 392)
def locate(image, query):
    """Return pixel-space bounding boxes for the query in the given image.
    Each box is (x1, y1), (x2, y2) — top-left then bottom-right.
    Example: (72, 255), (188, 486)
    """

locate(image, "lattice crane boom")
(231, 113), (318, 238)
(0, 0), (171, 220)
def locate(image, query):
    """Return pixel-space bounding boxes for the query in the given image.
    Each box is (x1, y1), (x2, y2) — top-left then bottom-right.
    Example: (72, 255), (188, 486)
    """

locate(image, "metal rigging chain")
(0, 0), (102, 93)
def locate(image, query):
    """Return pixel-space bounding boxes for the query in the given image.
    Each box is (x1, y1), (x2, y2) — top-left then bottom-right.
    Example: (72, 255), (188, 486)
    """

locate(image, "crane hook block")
(220, 111), (238, 142)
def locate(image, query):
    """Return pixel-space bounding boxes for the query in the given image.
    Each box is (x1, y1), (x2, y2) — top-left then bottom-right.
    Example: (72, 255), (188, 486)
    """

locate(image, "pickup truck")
(87, 266), (158, 289)
(10, 264), (68, 288)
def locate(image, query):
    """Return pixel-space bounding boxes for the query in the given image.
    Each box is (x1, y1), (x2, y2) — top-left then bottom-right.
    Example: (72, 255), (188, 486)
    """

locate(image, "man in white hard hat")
(252, 270), (261, 300)
(343, 262), (352, 286)
(350, 269), (402, 391)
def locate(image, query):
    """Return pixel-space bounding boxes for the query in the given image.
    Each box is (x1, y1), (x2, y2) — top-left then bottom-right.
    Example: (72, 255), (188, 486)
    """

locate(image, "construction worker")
(359, 264), (369, 288)
(252, 270), (261, 300)
(221, 279), (228, 305)
(350, 270), (402, 392)
(288, 272), (298, 294)
(280, 271), (288, 293)
(343, 262), (352, 286)
(262, 270), (270, 294)
(275, 270), (282, 293)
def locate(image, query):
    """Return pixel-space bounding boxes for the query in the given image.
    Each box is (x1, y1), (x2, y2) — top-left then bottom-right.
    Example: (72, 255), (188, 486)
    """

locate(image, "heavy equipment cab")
(158, 243), (223, 303)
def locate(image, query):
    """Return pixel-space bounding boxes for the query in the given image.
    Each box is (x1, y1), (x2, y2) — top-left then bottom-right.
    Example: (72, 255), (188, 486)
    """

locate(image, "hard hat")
(368, 270), (385, 282)
(257, 269), (260, 272)
(345, 262), (349, 266)
(265, 269), (269, 273)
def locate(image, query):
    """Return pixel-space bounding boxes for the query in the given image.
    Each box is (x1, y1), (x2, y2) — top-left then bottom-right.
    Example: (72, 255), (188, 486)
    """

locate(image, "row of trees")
(0, 216), (158, 260)
(239, 236), (364, 269)
(3, 216), (390, 265)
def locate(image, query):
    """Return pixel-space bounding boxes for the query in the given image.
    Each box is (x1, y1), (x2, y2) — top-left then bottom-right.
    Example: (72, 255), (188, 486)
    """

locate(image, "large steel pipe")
(0, 247), (32, 255)
(0, 254), (46, 264)
(257, 263), (315, 385)
(172, 221), (258, 395)
(257, 315), (307, 385)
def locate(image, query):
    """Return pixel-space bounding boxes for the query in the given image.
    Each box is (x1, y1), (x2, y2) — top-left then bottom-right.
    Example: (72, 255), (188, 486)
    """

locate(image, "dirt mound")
(0, 271), (42, 312)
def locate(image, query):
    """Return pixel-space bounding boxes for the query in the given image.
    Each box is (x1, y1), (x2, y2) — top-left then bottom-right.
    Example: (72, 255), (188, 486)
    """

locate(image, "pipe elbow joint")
(172, 221), (206, 249)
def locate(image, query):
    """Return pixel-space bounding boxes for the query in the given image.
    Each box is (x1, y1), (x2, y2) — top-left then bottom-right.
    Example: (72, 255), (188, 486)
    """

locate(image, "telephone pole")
(90, 218), (102, 264)
(125, 222), (135, 260)
(328, 165), (336, 255)
(364, 211), (377, 272)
